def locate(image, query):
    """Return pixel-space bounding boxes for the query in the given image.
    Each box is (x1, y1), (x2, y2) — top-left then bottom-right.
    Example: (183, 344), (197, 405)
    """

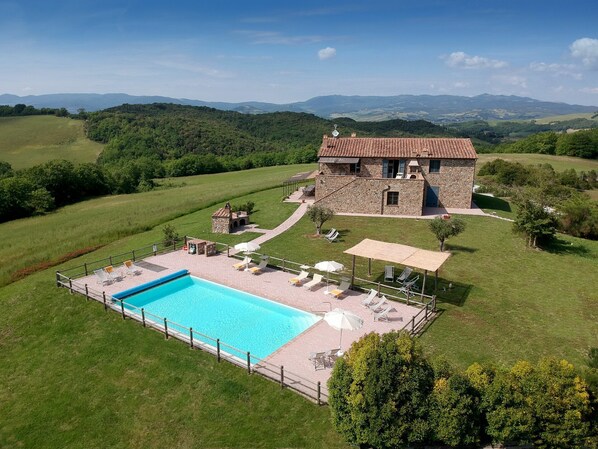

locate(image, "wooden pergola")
(344, 238), (451, 296)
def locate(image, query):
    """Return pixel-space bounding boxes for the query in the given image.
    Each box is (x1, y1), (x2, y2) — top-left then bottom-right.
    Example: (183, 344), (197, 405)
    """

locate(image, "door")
(425, 186), (439, 207)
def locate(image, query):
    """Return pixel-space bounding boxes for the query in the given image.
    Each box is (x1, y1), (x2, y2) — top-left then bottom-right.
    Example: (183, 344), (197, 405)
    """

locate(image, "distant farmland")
(0, 115), (103, 169)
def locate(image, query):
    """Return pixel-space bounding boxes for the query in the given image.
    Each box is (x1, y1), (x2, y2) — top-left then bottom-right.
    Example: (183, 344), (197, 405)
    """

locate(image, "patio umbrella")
(324, 308), (364, 350)
(314, 260), (344, 292)
(234, 242), (260, 254)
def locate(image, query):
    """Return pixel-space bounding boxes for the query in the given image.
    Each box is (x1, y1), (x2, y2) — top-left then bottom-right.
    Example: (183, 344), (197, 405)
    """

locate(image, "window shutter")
(382, 159), (389, 178)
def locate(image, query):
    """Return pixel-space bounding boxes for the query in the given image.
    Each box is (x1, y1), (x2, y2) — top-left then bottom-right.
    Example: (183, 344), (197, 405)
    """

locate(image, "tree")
(429, 217), (466, 251)
(306, 204), (334, 235)
(329, 332), (434, 449)
(512, 194), (558, 248)
(559, 195), (598, 240)
(162, 224), (179, 246)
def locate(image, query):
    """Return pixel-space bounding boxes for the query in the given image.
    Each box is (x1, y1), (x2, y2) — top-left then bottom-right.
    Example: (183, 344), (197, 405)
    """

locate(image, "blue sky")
(1, 0), (597, 105)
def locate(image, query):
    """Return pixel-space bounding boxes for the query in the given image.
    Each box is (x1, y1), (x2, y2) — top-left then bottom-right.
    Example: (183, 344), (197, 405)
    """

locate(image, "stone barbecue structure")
(315, 136), (477, 216)
(211, 202), (250, 234)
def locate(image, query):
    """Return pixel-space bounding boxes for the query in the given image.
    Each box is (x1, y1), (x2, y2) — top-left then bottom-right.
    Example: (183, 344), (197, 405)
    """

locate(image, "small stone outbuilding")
(211, 202), (250, 234)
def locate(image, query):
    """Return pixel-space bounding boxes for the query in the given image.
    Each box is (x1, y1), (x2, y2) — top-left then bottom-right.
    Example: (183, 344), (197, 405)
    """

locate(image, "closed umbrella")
(324, 308), (364, 351)
(314, 260), (344, 292)
(234, 242), (260, 254)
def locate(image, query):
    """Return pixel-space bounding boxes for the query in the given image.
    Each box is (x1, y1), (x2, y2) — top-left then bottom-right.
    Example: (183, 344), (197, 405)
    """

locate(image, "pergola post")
(435, 270), (438, 291)
(421, 269), (427, 300)
(350, 255), (356, 287)
(368, 258), (372, 277)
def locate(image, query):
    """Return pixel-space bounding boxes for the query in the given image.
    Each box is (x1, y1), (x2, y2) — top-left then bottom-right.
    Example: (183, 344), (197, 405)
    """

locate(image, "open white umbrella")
(234, 242), (260, 254)
(314, 260), (344, 292)
(324, 308), (364, 351)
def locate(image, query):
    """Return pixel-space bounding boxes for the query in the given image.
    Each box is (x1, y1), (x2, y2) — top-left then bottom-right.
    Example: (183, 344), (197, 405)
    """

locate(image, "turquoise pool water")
(121, 275), (320, 360)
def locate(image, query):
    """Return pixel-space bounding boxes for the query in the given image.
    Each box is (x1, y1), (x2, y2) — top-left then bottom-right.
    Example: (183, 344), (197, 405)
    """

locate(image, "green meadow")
(477, 152), (598, 173)
(0, 115), (104, 169)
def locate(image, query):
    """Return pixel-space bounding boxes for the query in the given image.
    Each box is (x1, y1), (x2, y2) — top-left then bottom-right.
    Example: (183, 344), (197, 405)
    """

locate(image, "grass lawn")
(260, 213), (598, 369)
(0, 116), (104, 169)
(0, 164), (315, 286)
(477, 153), (598, 173)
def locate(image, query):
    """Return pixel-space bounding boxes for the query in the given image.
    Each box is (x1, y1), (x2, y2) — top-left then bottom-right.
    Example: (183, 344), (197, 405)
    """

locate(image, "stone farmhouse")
(315, 135), (478, 216)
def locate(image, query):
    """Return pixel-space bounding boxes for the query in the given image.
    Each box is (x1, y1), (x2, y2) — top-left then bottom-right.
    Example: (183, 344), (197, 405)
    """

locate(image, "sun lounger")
(326, 231), (339, 243)
(94, 269), (112, 286)
(369, 296), (388, 313)
(248, 257), (268, 275)
(303, 273), (324, 290)
(104, 265), (122, 282)
(396, 267), (413, 284)
(309, 351), (327, 370)
(325, 348), (341, 364)
(384, 265), (394, 282)
(324, 228), (337, 239)
(289, 270), (309, 286)
(329, 280), (351, 299)
(374, 304), (393, 321)
(233, 256), (252, 270)
(361, 289), (378, 307)
(123, 260), (142, 276)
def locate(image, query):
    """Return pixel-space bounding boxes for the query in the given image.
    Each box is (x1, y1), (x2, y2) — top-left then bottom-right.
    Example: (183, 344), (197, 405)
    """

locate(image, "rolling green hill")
(0, 116), (103, 169)
(476, 153), (598, 173)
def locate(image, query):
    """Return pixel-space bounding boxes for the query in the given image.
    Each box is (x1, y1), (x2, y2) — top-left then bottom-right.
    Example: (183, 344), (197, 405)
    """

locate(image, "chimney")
(351, 132), (357, 137)
(323, 134), (328, 139)
(422, 148), (429, 157)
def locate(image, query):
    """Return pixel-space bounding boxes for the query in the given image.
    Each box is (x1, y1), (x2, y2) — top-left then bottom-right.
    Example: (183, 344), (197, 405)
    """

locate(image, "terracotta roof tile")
(318, 137), (477, 159)
(212, 207), (231, 218)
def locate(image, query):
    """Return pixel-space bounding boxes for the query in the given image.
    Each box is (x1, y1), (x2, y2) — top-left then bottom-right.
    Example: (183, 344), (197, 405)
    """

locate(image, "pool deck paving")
(81, 250), (423, 399)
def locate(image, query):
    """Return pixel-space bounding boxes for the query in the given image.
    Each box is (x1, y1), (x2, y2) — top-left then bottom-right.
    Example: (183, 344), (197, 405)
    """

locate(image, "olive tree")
(306, 204), (334, 235)
(429, 217), (466, 251)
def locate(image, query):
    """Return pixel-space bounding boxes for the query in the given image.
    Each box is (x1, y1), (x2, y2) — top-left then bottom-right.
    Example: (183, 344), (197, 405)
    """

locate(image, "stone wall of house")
(419, 158), (476, 208)
(315, 175), (424, 216)
(319, 158), (383, 178)
(212, 216), (230, 234)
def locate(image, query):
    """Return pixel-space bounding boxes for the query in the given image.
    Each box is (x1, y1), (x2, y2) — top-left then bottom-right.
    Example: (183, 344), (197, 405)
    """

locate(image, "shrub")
(162, 224), (179, 246)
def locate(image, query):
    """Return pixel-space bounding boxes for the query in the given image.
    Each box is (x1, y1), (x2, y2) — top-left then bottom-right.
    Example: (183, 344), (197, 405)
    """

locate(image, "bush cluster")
(329, 332), (596, 449)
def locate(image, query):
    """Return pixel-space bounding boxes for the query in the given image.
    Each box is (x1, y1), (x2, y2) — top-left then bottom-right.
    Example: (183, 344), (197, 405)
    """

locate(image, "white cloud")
(580, 87), (598, 94)
(570, 38), (598, 68)
(453, 81), (469, 88)
(529, 62), (582, 80)
(318, 47), (336, 60)
(444, 51), (508, 69)
(492, 75), (527, 88)
(236, 30), (323, 45)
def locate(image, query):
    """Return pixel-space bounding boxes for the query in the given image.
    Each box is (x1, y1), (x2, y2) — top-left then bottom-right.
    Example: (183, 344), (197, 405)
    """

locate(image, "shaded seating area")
(344, 238), (451, 298)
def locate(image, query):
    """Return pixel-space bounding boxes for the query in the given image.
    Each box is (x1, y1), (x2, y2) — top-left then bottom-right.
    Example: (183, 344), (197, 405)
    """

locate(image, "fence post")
(153, 244), (157, 256)
(282, 259), (286, 272)
(68, 278), (73, 294)
(280, 366), (284, 389)
(55, 271), (60, 287)
(227, 245), (230, 257)
(425, 304), (429, 320)
(109, 256), (113, 266)
(84, 263), (88, 276)
(189, 327), (194, 348)
(432, 295), (436, 312)
(120, 301), (126, 320)
(141, 308), (146, 327)
(247, 352), (251, 374)
(411, 316), (415, 333)
(132, 250), (136, 262)
(103, 291), (107, 311)
(317, 382), (321, 405)
(164, 318), (169, 339)
(377, 282), (381, 295)
(84, 284), (89, 301)
(217, 339), (221, 362)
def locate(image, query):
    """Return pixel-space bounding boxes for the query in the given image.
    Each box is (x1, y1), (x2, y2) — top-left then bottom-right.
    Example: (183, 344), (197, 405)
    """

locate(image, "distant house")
(315, 135), (477, 216)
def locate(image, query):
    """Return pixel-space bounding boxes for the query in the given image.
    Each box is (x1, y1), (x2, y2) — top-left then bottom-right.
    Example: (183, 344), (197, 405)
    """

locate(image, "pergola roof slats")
(344, 238), (450, 272)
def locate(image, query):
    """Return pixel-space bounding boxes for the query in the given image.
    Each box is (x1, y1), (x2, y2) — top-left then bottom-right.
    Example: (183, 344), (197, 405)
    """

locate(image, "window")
(429, 160), (441, 173)
(382, 159), (406, 178)
(349, 160), (361, 174)
(387, 191), (399, 205)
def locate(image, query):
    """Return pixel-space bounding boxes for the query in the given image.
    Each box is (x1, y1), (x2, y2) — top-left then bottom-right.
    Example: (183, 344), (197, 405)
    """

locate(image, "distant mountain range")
(1, 92), (596, 123)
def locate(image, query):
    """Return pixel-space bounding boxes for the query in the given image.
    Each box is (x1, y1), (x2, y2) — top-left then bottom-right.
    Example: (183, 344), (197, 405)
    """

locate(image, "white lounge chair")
(396, 267), (413, 284)
(369, 296), (388, 313)
(123, 259), (142, 276)
(324, 228), (337, 239)
(361, 289), (378, 307)
(329, 280), (351, 299)
(248, 257), (268, 275)
(289, 270), (309, 286)
(303, 274), (324, 290)
(374, 304), (393, 321)
(233, 256), (252, 270)
(104, 265), (122, 282)
(326, 231), (339, 243)
(94, 269), (112, 286)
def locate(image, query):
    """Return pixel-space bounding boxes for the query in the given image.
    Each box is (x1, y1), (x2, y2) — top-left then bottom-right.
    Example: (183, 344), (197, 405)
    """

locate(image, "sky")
(1, 0), (597, 106)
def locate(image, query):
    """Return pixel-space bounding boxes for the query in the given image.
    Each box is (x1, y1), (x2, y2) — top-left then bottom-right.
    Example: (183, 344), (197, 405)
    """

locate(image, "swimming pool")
(118, 274), (320, 360)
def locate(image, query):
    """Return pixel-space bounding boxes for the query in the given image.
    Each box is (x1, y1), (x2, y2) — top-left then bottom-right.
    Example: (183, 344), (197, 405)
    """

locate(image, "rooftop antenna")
(331, 124), (339, 138)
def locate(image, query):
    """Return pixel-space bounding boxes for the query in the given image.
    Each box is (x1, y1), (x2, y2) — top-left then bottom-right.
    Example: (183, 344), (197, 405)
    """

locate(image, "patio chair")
(303, 273), (324, 290)
(396, 266), (413, 284)
(94, 269), (112, 286)
(289, 270), (309, 286)
(233, 256), (252, 270)
(384, 265), (394, 282)
(324, 228), (337, 239)
(361, 289), (378, 307)
(374, 304), (393, 322)
(368, 295), (388, 313)
(248, 257), (269, 275)
(104, 265), (123, 282)
(325, 348), (341, 365)
(308, 351), (327, 370)
(329, 279), (351, 299)
(123, 259), (142, 276)
(326, 231), (339, 243)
